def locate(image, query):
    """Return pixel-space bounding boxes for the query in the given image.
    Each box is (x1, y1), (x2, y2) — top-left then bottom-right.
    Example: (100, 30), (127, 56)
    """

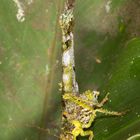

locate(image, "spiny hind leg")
(95, 108), (125, 116)
(80, 130), (94, 140)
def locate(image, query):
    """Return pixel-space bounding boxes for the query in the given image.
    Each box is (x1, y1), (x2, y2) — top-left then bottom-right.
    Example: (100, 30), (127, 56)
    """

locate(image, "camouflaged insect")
(59, 2), (124, 140)
(62, 90), (124, 140)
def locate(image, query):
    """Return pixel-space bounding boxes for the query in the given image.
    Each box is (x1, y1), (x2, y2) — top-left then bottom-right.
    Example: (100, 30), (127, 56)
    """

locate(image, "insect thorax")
(63, 91), (97, 128)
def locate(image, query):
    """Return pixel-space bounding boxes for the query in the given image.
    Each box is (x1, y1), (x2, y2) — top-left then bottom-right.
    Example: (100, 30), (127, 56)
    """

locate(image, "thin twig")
(59, 0), (77, 139)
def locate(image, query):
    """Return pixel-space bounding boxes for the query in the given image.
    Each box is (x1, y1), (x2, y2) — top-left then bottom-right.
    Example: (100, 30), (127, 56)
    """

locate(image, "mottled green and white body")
(63, 90), (124, 140)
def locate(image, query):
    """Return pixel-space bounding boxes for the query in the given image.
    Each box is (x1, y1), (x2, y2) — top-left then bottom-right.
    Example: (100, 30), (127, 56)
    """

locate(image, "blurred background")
(0, 0), (140, 140)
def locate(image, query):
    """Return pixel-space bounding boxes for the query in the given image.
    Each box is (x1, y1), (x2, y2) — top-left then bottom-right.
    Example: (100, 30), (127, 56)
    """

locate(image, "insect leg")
(96, 93), (109, 107)
(80, 130), (94, 140)
(95, 108), (124, 116)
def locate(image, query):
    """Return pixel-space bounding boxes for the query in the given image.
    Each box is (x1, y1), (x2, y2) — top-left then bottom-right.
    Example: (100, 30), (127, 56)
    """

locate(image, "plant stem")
(59, 0), (78, 139)
(60, 0), (78, 94)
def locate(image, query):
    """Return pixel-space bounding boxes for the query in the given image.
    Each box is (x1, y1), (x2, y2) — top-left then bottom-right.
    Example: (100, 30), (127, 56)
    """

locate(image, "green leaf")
(0, 0), (140, 140)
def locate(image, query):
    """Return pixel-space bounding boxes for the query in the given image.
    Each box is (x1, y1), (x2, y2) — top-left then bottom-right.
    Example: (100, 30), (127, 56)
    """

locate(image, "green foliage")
(0, 0), (140, 140)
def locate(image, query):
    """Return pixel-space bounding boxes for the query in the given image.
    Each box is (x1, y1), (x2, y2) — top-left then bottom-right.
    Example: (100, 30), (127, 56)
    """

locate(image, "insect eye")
(93, 91), (100, 99)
